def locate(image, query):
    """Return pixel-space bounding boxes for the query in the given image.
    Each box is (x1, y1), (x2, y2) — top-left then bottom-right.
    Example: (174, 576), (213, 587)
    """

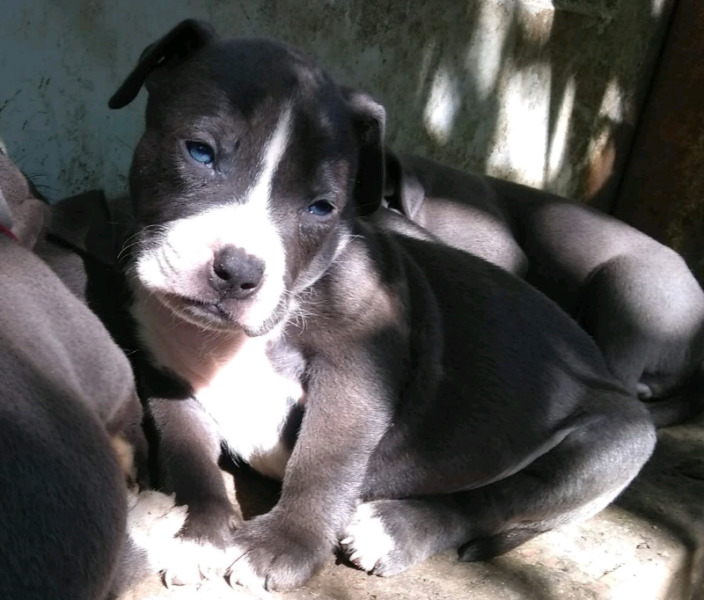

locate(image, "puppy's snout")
(211, 245), (264, 299)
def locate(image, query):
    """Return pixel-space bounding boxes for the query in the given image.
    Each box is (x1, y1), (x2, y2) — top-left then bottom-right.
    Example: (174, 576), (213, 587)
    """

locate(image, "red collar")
(0, 222), (17, 242)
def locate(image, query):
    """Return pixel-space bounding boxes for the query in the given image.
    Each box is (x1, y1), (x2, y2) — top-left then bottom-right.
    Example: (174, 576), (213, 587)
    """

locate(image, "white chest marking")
(133, 289), (303, 480)
(194, 334), (303, 480)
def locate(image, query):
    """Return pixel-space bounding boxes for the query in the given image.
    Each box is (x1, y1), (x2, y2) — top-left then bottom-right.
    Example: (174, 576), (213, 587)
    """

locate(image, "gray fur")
(0, 151), (145, 599)
(385, 151), (704, 404)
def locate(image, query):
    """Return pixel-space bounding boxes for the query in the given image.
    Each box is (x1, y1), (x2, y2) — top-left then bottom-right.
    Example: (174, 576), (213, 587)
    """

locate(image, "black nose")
(210, 246), (264, 299)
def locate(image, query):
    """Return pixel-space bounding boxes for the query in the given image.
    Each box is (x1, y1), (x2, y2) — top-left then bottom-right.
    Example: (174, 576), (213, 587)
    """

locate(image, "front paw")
(225, 512), (331, 592)
(161, 502), (242, 587)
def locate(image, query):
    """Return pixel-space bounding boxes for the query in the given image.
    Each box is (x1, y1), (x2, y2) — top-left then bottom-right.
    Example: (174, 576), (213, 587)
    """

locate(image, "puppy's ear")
(0, 150), (16, 231)
(0, 153), (50, 249)
(109, 19), (216, 109)
(384, 148), (426, 219)
(343, 88), (386, 216)
(0, 189), (13, 232)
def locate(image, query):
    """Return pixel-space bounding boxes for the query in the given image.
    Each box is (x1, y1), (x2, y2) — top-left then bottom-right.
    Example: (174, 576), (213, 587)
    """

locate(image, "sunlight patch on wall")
(516, 1), (554, 45)
(599, 78), (624, 123)
(651, 0), (667, 17)
(584, 78), (624, 197)
(464, 2), (514, 100)
(547, 76), (576, 184)
(423, 66), (461, 145)
(416, 41), (437, 103)
(487, 62), (552, 188)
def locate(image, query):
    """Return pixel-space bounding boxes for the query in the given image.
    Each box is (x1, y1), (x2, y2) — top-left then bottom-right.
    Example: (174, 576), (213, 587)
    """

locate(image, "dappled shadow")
(247, 0), (675, 210)
(616, 419), (704, 598)
(22, 0), (673, 212)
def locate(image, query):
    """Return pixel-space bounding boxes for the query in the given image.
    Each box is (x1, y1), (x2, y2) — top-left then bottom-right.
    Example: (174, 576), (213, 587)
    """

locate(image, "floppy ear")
(109, 19), (216, 109)
(0, 188), (12, 231)
(384, 147), (426, 219)
(342, 88), (387, 216)
(0, 152), (49, 249)
(0, 147), (12, 229)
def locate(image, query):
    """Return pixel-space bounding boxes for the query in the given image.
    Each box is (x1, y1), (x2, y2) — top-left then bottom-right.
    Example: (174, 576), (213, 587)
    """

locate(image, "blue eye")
(307, 199), (334, 217)
(186, 141), (214, 166)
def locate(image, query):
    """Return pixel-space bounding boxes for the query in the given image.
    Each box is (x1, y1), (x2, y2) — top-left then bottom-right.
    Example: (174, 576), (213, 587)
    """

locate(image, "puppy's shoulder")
(295, 222), (414, 347)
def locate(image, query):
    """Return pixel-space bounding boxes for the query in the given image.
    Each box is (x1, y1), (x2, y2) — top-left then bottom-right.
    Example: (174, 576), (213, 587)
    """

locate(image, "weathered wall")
(614, 0), (704, 283)
(0, 0), (673, 206)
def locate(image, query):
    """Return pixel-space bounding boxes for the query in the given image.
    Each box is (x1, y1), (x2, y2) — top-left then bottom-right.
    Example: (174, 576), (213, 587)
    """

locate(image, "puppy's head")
(111, 20), (386, 336)
(0, 147), (49, 249)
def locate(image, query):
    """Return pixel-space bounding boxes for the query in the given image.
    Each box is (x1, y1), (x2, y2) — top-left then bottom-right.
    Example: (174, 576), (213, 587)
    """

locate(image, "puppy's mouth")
(153, 290), (288, 336)
(130, 211), (291, 336)
(183, 297), (231, 321)
(155, 291), (241, 327)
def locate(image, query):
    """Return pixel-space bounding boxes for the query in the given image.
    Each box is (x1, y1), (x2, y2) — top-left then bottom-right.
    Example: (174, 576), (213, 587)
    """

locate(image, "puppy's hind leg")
(340, 492), (582, 577)
(578, 254), (704, 399)
(342, 396), (656, 576)
(456, 396), (656, 562)
(340, 495), (479, 577)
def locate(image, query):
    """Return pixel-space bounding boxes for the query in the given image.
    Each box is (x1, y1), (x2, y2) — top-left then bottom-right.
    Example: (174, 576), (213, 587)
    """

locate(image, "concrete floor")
(117, 415), (704, 600)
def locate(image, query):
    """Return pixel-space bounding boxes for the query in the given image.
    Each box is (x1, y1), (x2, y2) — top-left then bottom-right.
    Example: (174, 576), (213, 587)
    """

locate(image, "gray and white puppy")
(0, 150), (145, 599)
(385, 151), (704, 404)
(109, 20), (658, 592)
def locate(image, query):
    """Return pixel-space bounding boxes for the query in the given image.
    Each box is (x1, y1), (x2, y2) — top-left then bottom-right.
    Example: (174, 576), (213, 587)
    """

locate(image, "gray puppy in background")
(0, 148), (145, 600)
(385, 150), (704, 407)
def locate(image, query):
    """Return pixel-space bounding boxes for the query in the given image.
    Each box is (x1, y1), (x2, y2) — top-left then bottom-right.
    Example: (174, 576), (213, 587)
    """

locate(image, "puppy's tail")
(644, 366), (704, 427)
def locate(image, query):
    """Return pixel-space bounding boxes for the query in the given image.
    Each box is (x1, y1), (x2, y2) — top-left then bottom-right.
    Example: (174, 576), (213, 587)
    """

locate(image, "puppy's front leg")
(226, 349), (395, 592)
(149, 397), (242, 583)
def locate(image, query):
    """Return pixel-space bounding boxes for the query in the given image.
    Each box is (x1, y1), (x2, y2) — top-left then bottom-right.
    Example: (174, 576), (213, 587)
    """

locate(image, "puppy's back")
(0, 361), (126, 600)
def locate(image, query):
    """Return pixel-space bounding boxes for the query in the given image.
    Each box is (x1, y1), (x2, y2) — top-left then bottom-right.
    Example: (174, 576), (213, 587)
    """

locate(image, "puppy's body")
(0, 153), (144, 599)
(386, 152), (704, 401)
(110, 20), (657, 592)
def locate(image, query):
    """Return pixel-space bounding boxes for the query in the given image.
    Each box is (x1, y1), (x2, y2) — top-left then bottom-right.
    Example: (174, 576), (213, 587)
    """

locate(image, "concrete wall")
(0, 0), (673, 206)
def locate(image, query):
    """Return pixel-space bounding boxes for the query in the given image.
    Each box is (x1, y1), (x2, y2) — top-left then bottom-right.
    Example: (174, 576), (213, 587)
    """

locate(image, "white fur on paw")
(636, 382), (653, 399)
(125, 490), (231, 586)
(225, 552), (269, 595)
(340, 503), (396, 574)
(161, 538), (233, 587)
(126, 490), (188, 574)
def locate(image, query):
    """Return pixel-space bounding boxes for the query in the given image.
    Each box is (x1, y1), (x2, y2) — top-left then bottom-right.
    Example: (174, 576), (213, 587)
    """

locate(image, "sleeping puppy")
(0, 149), (145, 599)
(108, 19), (658, 592)
(385, 151), (704, 403)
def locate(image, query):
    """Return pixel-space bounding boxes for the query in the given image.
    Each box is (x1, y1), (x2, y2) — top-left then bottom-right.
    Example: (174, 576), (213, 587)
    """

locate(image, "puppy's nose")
(210, 246), (264, 299)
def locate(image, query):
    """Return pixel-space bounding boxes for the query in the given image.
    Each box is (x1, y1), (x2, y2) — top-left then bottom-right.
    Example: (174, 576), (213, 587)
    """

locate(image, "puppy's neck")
(131, 283), (264, 391)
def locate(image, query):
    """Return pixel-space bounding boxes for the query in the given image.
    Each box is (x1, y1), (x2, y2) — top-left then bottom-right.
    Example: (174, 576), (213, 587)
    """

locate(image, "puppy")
(385, 151), (704, 404)
(109, 20), (657, 592)
(0, 149), (144, 599)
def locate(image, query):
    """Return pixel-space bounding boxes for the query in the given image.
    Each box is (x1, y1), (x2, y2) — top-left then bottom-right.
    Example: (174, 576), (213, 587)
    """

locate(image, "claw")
(160, 563), (204, 588)
(158, 538), (233, 588)
(225, 552), (267, 592)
